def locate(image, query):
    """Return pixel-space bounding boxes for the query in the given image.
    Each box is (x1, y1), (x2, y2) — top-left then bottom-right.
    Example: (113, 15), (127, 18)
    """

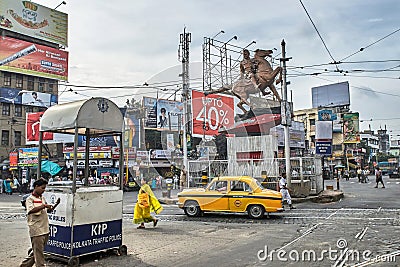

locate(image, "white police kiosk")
(37, 98), (126, 266)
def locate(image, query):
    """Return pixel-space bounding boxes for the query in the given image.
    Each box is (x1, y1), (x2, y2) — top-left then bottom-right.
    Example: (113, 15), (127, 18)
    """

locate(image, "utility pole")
(179, 28), (191, 175)
(280, 40), (292, 187)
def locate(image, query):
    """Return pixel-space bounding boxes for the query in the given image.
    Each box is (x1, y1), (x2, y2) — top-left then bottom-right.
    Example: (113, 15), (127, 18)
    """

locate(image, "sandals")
(153, 219), (158, 227)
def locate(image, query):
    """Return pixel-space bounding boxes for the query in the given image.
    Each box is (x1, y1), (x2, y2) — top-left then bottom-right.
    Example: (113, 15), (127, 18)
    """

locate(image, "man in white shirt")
(279, 173), (295, 209)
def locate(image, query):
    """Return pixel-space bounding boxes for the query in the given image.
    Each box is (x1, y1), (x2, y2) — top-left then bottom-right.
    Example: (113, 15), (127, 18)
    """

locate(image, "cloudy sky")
(37, 0), (400, 134)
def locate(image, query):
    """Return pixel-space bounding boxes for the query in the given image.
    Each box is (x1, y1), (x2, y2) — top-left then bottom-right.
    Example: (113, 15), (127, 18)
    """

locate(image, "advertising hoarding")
(143, 97), (183, 131)
(318, 109), (337, 121)
(9, 151), (18, 168)
(191, 90), (235, 138)
(0, 0), (68, 46)
(18, 147), (38, 166)
(316, 121), (333, 139)
(123, 111), (140, 149)
(26, 112), (74, 144)
(0, 87), (57, 106)
(0, 36), (68, 81)
(343, 112), (360, 144)
(312, 82), (350, 108)
(270, 121), (305, 148)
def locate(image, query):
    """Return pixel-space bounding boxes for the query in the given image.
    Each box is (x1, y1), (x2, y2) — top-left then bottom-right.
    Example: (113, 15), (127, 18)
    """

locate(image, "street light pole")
(180, 28), (191, 176)
(281, 40), (292, 187)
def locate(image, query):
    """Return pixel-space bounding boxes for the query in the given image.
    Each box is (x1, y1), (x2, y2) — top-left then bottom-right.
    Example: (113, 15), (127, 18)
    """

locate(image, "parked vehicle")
(123, 176), (140, 191)
(389, 167), (400, 178)
(177, 176), (283, 219)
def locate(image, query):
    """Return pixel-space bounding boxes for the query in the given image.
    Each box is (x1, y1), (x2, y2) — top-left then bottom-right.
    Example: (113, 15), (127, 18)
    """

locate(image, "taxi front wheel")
(184, 200), (202, 217)
(248, 205), (265, 219)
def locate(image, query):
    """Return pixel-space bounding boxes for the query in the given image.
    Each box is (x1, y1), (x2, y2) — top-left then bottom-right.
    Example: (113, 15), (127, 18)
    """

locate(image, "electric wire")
(340, 28), (400, 62)
(299, 0), (338, 69)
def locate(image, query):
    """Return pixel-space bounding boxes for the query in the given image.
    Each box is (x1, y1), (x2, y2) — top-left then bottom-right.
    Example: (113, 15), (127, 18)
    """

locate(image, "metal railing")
(187, 157), (323, 194)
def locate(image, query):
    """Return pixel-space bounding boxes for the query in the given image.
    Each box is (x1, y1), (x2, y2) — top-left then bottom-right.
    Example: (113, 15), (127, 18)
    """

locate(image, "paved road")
(0, 175), (399, 266)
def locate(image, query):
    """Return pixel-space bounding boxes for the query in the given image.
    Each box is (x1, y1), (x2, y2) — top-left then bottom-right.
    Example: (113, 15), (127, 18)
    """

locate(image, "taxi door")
(201, 180), (229, 211)
(228, 181), (252, 212)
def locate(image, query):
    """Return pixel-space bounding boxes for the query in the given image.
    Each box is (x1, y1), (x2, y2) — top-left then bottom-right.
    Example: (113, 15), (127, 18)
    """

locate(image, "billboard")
(143, 97), (183, 131)
(318, 109), (337, 121)
(191, 90), (235, 138)
(124, 111), (140, 149)
(312, 82), (350, 108)
(0, 0), (68, 46)
(18, 147), (38, 166)
(0, 88), (57, 106)
(316, 121), (333, 139)
(271, 121), (305, 148)
(343, 113), (360, 144)
(0, 36), (68, 81)
(26, 111), (73, 144)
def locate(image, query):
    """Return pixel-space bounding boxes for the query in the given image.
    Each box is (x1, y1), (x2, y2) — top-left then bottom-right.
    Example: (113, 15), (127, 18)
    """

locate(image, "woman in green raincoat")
(134, 177), (163, 229)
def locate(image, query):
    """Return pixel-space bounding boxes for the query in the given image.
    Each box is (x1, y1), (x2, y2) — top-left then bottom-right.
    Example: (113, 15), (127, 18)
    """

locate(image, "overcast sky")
(36, 0), (400, 135)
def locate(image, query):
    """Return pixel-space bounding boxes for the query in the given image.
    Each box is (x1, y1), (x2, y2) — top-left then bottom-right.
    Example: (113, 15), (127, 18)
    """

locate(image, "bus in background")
(377, 161), (398, 176)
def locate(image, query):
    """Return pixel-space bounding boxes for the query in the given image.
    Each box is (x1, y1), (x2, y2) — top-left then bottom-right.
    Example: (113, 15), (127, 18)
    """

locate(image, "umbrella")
(41, 160), (63, 176)
(334, 165), (345, 168)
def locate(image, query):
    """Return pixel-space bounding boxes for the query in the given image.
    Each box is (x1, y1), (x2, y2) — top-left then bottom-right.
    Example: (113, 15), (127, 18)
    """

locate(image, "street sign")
(316, 141), (332, 155)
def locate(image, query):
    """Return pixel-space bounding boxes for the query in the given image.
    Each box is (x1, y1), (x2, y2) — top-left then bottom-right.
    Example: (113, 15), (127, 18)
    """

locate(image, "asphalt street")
(0, 175), (399, 266)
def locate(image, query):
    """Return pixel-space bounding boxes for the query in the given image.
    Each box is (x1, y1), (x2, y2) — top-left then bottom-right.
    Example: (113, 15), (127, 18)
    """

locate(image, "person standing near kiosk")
(20, 178), (60, 267)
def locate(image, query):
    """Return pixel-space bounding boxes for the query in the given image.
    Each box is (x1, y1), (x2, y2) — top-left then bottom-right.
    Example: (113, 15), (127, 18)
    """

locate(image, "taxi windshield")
(254, 179), (264, 190)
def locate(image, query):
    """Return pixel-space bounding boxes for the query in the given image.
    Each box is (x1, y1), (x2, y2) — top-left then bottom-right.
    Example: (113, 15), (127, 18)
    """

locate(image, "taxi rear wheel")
(247, 205), (265, 219)
(184, 200), (201, 217)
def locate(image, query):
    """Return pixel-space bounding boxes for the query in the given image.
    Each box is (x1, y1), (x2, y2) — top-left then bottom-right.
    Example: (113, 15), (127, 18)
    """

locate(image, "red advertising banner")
(26, 112), (53, 142)
(9, 151), (18, 168)
(191, 90), (235, 137)
(0, 36), (68, 81)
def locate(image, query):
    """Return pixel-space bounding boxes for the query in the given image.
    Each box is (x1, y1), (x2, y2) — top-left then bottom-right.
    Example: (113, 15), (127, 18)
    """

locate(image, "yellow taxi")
(177, 176), (283, 219)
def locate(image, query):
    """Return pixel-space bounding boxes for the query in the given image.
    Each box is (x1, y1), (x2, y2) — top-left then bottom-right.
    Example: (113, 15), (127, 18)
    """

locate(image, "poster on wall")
(191, 90), (235, 138)
(0, 0), (68, 46)
(0, 37), (68, 81)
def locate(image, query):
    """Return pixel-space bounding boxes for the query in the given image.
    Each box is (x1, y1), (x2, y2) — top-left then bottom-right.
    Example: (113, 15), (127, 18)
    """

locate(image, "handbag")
(138, 192), (150, 208)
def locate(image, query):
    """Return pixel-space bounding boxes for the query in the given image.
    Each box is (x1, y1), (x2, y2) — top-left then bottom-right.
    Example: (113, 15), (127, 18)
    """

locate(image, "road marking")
(333, 247), (349, 267)
(277, 222), (323, 252)
(325, 209), (341, 219)
(355, 226), (368, 240)
(276, 209), (342, 252)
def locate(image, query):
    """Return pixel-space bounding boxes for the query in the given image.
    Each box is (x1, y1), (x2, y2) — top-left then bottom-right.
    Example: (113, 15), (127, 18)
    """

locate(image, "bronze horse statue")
(206, 49), (282, 114)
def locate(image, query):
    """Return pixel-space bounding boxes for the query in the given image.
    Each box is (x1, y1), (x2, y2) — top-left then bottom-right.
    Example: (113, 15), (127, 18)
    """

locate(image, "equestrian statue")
(205, 48), (282, 119)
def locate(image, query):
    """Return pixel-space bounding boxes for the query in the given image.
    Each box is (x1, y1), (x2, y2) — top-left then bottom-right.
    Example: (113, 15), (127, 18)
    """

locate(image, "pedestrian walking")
(133, 177), (163, 229)
(4, 177), (12, 195)
(20, 178), (60, 267)
(21, 176), (28, 193)
(156, 175), (163, 190)
(279, 173), (295, 209)
(13, 176), (21, 193)
(357, 168), (362, 183)
(0, 177), (3, 194)
(374, 167), (385, 188)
